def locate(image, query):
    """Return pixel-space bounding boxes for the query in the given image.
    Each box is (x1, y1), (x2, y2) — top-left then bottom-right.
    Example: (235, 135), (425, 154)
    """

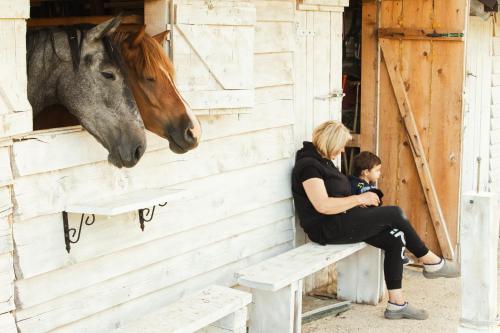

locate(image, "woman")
(291, 120), (459, 320)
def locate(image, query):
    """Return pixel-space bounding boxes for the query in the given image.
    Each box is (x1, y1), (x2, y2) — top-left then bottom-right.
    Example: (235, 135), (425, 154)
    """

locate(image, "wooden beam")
(378, 28), (464, 41)
(379, 38), (455, 260)
(27, 15), (143, 28)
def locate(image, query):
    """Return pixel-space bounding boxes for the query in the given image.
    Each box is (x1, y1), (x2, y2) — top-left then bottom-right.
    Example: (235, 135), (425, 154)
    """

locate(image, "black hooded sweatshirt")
(291, 141), (352, 243)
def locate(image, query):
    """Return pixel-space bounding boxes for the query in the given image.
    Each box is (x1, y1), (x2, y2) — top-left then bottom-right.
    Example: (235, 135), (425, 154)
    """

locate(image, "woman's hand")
(357, 192), (380, 207)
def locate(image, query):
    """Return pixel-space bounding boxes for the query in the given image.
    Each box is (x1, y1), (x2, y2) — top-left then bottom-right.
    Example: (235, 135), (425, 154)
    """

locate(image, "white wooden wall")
(463, 16), (493, 194)
(0, 1), (30, 332)
(490, 16), (500, 196)
(7, 0), (297, 332)
(293, 2), (347, 292)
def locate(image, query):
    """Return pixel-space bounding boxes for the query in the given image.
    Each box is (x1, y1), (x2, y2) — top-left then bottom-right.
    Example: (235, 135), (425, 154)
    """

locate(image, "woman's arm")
(303, 178), (380, 215)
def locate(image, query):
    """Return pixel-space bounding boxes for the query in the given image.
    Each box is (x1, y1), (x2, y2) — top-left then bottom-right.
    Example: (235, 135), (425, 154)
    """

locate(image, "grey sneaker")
(384, 303), (429, 320)
(423, 259), (460, 279)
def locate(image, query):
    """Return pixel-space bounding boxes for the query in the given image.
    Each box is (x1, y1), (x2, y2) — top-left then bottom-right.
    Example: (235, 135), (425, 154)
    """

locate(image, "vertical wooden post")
(336, 245), (384, 305)
(248, 282), (300, 333)
(458, 192), (499, 332)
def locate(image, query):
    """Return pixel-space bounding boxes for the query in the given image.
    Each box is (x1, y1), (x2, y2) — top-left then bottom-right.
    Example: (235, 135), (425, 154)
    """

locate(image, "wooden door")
(173, 1), (256, 113)
(361, 0), (468, 259)
(294, 8), (344, 149)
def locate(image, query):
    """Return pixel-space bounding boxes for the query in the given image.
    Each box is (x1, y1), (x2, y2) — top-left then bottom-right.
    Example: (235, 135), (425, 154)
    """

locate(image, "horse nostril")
(184, 128), (196, 144)
(134, 145), (144, 162)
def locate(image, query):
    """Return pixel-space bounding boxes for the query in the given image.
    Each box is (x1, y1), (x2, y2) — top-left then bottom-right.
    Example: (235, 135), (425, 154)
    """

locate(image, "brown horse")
(34, 25), (201, 155)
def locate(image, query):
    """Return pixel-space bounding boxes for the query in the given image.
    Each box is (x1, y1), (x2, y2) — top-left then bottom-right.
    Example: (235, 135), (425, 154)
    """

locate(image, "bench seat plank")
(114, 285), (251, 333)
(236, 242), (367, 291)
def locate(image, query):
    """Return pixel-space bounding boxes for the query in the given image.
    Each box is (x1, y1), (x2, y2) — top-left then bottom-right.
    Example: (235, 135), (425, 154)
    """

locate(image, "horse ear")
(129, 25), (146, 48)
(87, 15), (122, 41)
(152, 30), (169, 45)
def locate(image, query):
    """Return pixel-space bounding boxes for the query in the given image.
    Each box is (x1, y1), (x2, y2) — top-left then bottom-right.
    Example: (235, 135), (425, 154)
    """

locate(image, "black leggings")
(320, 206), (429, 290)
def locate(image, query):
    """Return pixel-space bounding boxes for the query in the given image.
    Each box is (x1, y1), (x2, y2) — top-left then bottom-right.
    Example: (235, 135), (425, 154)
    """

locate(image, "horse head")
(27, 17), (146, 168)
(114, 26), (201, 154)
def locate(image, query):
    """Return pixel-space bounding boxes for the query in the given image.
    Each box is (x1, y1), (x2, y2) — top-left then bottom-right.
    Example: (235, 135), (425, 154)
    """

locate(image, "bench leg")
(336, 245), (384, 305)
(201, 307), (247, 333)
(248, 281), (303, 333)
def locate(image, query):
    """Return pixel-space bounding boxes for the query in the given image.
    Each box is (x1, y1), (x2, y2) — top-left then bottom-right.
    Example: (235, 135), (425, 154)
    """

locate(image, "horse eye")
(146, 77), (155, 82)
(101, 72), (115, 80)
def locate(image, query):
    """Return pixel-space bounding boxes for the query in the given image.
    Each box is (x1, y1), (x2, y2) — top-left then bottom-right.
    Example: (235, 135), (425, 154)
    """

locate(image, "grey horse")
(27, 17), (146, 168)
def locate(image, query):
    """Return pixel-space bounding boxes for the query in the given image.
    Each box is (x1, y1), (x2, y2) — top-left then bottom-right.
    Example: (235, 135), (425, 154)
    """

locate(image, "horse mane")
(112, 31), (176, 81)
(27, 25), (126, 74)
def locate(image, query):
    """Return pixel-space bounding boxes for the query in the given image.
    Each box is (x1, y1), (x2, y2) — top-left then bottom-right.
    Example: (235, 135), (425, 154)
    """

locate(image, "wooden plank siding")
(490, 18), (500, 195)
(0, 1), (30, 328)
(362, 0), (467, 257)
(0, 5), (32, 139)
(9, 1), (298, 332)
(463, 17), (493, 194)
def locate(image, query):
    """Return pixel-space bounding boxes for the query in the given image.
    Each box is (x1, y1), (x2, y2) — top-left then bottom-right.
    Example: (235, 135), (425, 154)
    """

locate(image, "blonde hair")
(312, 121), (352, 159)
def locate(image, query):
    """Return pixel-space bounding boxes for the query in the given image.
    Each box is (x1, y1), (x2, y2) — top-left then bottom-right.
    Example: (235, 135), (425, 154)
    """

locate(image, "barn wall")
(490, 15), (500, 196)
(9, 1), (297, 332)
(0, 1), (30, 332)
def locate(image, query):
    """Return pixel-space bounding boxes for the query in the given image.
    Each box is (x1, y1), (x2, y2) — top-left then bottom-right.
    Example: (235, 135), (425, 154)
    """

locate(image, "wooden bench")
(113, 285), (252, 333)
(235, 242), (383, 333)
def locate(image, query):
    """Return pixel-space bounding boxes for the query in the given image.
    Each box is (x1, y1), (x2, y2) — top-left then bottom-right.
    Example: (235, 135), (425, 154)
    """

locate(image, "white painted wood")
(297, 4), (346, 12)
(493, 56), (500, 74)
(176, 2), (256, 26)
(492, 74), (500, 87)
(13, 127), (294, 220)
(494, 37), (500, 56)
(0, 186), (12, 218)
(463, 16), (493, 193)
(329, 11), (343, 122)
(300, 0), (349, 6)
(0, 215), (12, 255)
(0, 111), (32, 139)
(336, 245), (384, 305)
(254, 1), (294, 23)
(0, 252), (14, 313)
(175, 24), (254, 90)
(51, 243), (292, 333)
(14, 162), (293, 279)
(255, 86), (293, 105)
(0, 312), (17, 333)
(208, 307), (247, 331)
(15, 202), (292, 308)
(65, 188), (188, 216)
(312, 12), (333, 127)
(293, 279), (303, 333)
(0, 0), (29, 18)
(294, 10), (308, 148)
(248, 282), (296, 333)
(255, 22), (294, 54)
(458, 192), (499, 332)
(236, 242), (367, 291)
(254, 53), (293, 88)
(0, 147), (12, 186)
(12, 99), (293, 176)
(181, 90), (254, 110)
(173, 1), (255, 110)
(15, 220), (293, 333)
(112, 285), (251, 333)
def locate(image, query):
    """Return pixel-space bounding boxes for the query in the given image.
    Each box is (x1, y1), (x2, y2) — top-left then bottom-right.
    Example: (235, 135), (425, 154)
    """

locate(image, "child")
(348, 151), (384, 205)
(349, 151), (412, 265)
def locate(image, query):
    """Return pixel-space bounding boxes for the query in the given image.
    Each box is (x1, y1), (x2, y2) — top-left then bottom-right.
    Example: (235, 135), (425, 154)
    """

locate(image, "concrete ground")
(302, 266), (463, 333)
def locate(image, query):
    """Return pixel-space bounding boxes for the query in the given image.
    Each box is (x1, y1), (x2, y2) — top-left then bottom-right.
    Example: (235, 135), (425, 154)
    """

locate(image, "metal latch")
(314, 90), (345, 100)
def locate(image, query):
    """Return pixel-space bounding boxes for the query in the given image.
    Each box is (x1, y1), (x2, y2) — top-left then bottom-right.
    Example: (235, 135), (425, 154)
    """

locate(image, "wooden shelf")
(65, 187), (189, 216)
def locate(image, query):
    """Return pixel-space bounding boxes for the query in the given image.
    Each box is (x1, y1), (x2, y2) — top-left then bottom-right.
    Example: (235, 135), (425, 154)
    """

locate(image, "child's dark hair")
(352, 151), (382, 177)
